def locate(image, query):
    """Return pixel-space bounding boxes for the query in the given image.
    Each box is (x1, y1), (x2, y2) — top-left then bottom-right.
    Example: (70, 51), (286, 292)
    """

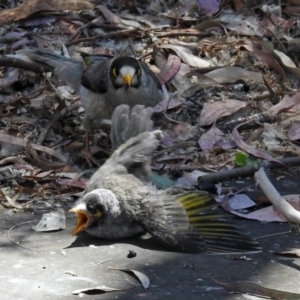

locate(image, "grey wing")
(135, 193), (207, 253)
(111, 105), (153, 150)
(14, 48), (83, 93)
(80, 57), (116, 126)
(135, 191), (261, 254)
(140, 61), (162, 90)
(138, 62), (163, 107)
(81, 57), (112, 94)
(86, 130), (163, 191)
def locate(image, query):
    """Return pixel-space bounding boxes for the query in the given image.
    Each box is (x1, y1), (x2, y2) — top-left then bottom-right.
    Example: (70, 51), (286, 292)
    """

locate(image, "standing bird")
(69, 105), (261, 254)
(8, 49), (163, 164)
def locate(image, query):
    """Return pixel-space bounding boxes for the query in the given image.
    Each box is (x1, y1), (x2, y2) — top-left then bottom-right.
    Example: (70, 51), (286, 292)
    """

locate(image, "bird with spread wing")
(69, 105), (261, 254)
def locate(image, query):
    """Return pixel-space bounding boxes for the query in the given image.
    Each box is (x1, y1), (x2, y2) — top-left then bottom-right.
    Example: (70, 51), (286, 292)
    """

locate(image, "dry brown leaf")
(232, 124), (284, 165)
(260, 14), (291, 35)
(268, 92), (300, 115)
(284, 5), (300, 14)
(2, 190), (22, 209)
(158, 54), (181, 85)
(119, 12), (160, 28)
(250, 51), (286, 80)
(109, 267), (150, 290)
(0, 156), (30, 166)
(97, 5), (142, 28)
(230, 204), (285, 222)
(275, 248), (300, 257)
(218, 13), (265, 36)
(160, 44), (211, 68)
(210, 276), (300, 299)
(171, 63), (193, 92)
(26, 142), (66, 171)
(153, 97), (183, 113)
(232, 0), (245, 10)
(199, 99), (248, 126)
(0, 0), (94, 24)
(205, 66), (264, 84)
(288, 0), (300, 5)
(288, 121), (300, 141)
(56, 178), (87, 189)
(34, 170), (54, 178)
(264, 123), (287, 141)
(0, 133), (67, 162)
(166, 122), (193, 141)
(198, 123), (225, 153)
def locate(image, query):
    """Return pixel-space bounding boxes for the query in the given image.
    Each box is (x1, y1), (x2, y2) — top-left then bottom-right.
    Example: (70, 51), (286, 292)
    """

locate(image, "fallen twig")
(0, 57), (52, 73)
(7, 221), (40, 252)
(255, 167), (300, 231)
(67, 29), (140, 46)
(199, 156), (300, 183)
(83, 259), (112, 270)
(37, 101), (81, 145)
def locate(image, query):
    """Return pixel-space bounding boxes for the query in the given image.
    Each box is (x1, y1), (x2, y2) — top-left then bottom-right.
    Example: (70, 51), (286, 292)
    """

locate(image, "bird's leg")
(82, 116), (102, 167)
(83, 130), (101, 167)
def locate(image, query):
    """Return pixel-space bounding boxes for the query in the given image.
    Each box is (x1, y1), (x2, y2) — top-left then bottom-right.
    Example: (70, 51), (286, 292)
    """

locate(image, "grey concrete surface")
(1, 169), (300, 300)
(0, 203), (299, 300)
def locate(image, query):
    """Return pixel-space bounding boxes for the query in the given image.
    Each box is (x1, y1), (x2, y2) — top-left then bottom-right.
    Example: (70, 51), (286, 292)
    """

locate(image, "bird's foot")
(82, 148), (101, 167)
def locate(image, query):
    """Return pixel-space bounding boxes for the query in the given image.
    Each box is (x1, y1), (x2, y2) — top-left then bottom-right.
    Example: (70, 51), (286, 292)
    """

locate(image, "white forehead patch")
(119, 65), (136, 76)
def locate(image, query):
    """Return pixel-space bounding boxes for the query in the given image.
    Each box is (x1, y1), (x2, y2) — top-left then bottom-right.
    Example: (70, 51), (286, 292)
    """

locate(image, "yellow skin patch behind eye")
(93, 210), (102, 218)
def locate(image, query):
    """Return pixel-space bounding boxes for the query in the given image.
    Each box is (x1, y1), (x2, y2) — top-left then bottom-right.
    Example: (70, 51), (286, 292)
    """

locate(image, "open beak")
(69, 206), (91, 235)
(122, 73), (133, 86)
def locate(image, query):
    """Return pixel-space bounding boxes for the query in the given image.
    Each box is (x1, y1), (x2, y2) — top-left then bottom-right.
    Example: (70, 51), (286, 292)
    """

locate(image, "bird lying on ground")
(69, 105), (261, 254)
(8, 48), (163, 165)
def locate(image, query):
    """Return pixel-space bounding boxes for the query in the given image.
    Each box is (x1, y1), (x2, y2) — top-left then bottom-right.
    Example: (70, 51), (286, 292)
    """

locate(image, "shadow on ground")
(1, 169), (300, 300)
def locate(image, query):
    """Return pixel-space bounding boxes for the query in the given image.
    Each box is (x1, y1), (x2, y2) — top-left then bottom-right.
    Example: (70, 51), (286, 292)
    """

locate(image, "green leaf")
(235, 152), (259, 167)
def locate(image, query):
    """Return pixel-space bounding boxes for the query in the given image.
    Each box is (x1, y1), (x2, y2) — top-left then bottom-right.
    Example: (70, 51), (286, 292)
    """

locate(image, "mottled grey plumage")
(110, 104), (154, 182)
(10, 49), (163, 130)
(70, 105), (261, 254)
(111, 104), (153, 150)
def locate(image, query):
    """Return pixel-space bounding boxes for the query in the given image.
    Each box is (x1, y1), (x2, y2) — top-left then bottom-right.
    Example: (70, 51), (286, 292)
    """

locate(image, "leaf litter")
(1, 0), (300, 297)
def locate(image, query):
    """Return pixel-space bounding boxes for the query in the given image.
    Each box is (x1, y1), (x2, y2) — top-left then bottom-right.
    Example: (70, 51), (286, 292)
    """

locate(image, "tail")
(111, 105), (154, 150)
(10, 48), (83, 92)
(85, 106), (161, 190)
(106, 104), (157, 182)
(140, 191), (261, 254)
(179, 193), (261, 253)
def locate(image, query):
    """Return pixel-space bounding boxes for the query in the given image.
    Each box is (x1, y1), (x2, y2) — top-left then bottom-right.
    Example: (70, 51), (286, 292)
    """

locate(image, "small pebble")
(127, 250), (137, 258)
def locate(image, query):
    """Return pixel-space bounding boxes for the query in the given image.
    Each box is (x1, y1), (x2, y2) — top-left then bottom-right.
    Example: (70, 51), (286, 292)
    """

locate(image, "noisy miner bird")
(69, 105), (260, 254)
(9, 48), (163, 164)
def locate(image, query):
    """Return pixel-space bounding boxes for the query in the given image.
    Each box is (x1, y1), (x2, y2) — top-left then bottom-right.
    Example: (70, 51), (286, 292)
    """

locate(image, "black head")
(110, 57), (142, 88)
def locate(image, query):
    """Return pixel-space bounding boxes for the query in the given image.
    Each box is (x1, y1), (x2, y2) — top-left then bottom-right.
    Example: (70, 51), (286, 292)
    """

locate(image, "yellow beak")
(69, 207), (91, 236)
(122, 73), (133, 86)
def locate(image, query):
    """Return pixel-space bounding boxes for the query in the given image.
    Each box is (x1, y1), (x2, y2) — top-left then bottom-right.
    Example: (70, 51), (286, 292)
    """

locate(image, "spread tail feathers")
(10, 48), (83, 93)
(111, 105), (153, 150)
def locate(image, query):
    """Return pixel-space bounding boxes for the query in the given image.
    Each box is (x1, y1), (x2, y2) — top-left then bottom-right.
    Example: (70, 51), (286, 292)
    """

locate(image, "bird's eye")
(112, 68), (117, 77)
(93, 210), (102, 218)
(136, 68), (141, 76)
